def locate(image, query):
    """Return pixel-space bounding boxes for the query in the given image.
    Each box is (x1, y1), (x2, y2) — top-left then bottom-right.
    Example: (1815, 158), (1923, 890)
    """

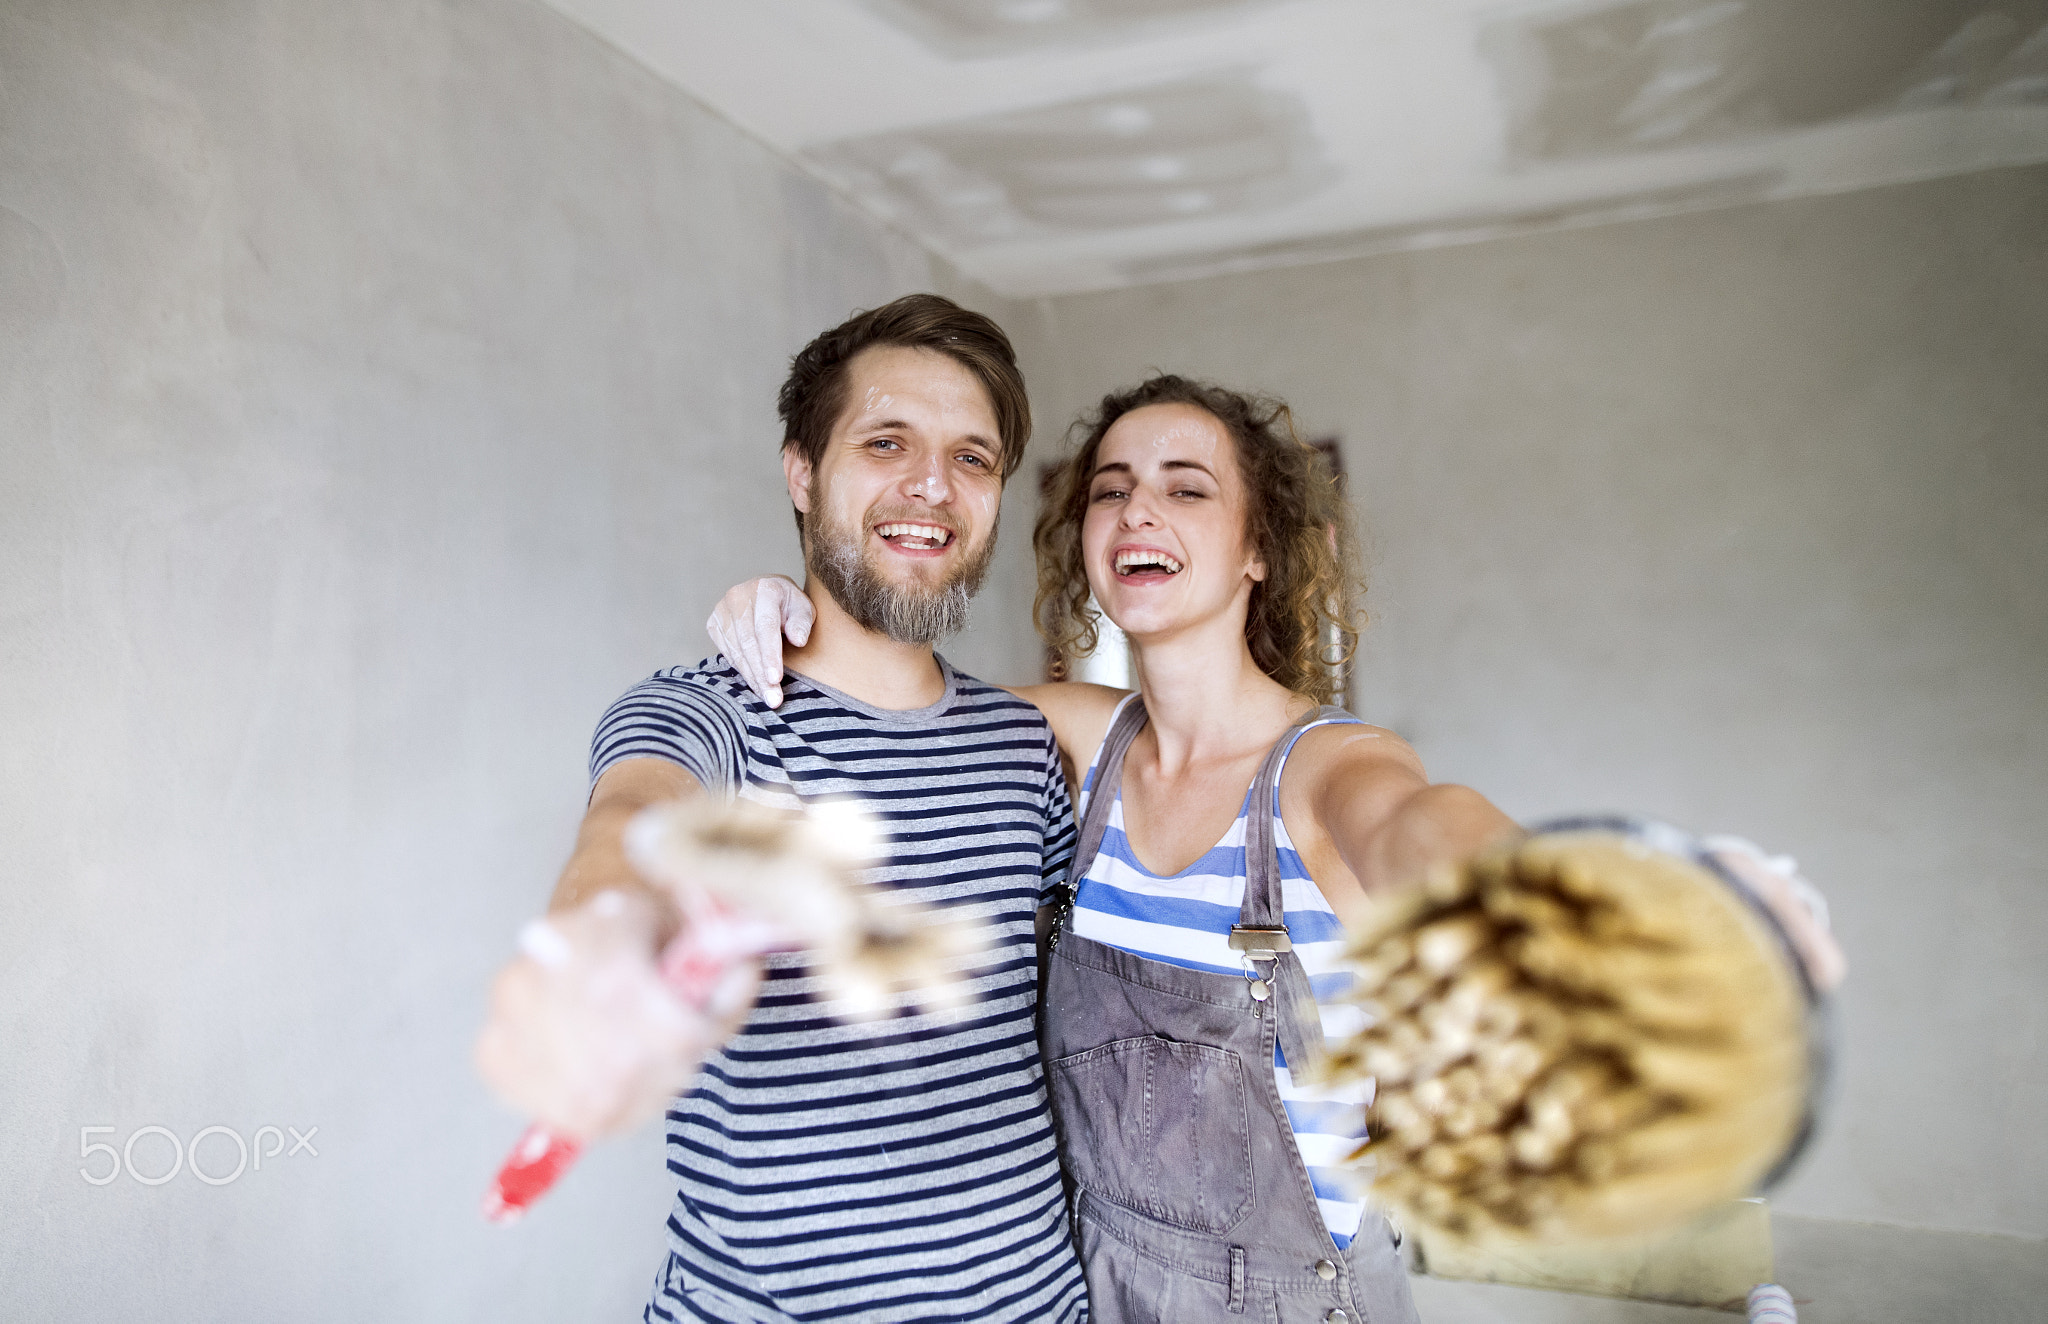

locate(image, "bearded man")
(475, 295), (1088, 1323)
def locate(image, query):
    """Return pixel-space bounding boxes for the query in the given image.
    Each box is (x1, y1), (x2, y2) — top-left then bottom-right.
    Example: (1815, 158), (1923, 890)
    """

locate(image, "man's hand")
(706, 575), (811, 708)
(474, 889), (760, 1141)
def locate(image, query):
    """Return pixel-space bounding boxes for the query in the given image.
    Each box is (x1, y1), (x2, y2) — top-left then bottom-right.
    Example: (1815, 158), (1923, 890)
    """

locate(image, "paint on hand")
(484, 796), (990, 1222)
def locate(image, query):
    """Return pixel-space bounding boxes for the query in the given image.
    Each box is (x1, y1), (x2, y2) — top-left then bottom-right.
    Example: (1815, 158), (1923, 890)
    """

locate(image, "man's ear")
(783, 446), (813, 515)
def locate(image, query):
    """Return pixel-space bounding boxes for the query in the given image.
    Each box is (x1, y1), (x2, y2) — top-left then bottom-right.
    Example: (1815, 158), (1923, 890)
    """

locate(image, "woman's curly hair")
(1032, 374), (1365, 706)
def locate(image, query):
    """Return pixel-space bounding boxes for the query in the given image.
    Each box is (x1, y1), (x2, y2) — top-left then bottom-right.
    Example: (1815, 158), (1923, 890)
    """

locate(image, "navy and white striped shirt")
(592, 657), (1087, 1324)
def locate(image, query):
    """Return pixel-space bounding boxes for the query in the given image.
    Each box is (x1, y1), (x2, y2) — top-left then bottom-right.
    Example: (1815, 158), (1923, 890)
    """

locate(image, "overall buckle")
(1228, 925), (1292, 960)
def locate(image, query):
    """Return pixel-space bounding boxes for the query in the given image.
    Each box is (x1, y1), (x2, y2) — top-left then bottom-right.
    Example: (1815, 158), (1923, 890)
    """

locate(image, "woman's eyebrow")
(1091, 458), (1216, 480)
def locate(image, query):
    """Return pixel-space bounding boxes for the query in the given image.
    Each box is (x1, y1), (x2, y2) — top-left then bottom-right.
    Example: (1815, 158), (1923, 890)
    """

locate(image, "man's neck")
(781, 578), (947, 710)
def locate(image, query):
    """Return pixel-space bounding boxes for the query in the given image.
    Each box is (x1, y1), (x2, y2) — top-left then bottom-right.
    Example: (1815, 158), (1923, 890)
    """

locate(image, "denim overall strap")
(1236, 705), (1350, 1071)
(1068, 694), (1153, 888)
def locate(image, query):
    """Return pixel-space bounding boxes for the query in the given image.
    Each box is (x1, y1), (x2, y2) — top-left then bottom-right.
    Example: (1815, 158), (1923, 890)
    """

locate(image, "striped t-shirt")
(592, 657), (1087, 1324)
(1070, 698), (1374, 1248)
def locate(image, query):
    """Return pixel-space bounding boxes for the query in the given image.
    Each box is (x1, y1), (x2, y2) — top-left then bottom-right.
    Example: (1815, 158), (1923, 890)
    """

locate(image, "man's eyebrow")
(852, 415), (916, 434)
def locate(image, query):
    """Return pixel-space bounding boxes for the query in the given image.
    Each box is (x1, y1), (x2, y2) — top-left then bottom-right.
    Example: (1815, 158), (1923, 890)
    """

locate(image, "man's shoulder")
(606, 658), (764, 730)
(943, 666), (1056, 735)
(591, 659), (765, 791)
(641, 656), (751, 699)
(943, 662), (1017, 705)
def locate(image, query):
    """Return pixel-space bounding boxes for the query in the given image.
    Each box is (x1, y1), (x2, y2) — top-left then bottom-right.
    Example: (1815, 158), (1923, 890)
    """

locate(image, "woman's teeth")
(876, 522), (953, 550)
(1115, 550), (1183, 575)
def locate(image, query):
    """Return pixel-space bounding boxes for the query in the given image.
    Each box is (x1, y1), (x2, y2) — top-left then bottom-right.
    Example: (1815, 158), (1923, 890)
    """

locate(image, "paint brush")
(483, 796), (989, 1223)
(1308, 818), (1831, 1250)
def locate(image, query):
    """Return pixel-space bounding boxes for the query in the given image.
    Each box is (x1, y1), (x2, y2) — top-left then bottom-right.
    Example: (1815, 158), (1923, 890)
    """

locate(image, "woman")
(712, 375), (1518, 1323)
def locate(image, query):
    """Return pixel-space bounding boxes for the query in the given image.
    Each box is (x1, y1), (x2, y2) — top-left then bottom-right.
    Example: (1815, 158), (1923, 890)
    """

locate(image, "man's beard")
(807, 501), (997, 646)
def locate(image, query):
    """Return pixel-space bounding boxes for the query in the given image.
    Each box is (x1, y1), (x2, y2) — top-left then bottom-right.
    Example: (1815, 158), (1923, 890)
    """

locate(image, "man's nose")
(903, 455), (952, 503)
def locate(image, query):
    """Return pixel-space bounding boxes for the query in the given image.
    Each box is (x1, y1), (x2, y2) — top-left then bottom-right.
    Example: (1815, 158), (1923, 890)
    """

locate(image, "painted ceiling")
(539, 0), (2048, 295)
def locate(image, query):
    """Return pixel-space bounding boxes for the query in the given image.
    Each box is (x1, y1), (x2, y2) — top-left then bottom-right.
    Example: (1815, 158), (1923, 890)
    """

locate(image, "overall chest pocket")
(1047, 1034), (1256, 1234)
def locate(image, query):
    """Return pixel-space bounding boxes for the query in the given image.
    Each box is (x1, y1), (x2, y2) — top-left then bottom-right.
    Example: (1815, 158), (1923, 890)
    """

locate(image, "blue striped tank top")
(1070, 695), (1374, 1247)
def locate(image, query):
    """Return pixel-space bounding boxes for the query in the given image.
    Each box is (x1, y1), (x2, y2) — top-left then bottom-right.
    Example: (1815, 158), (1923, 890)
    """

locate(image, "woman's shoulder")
(1283, 714), (1427, 787)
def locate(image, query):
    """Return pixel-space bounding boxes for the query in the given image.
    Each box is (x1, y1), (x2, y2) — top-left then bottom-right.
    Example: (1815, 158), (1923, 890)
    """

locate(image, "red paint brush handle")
(482, 1124), (583, 1224)
(483, 900), (766, 1223)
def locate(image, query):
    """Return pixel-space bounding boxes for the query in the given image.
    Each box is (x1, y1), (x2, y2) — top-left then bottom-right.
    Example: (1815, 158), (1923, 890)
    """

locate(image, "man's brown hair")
(777, 294), (1030, 534)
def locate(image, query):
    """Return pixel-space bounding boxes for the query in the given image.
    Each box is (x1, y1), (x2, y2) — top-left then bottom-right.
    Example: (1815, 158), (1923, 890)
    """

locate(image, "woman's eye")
(1091, 488), (1127, 502)
(1172, 488), (1204, 500)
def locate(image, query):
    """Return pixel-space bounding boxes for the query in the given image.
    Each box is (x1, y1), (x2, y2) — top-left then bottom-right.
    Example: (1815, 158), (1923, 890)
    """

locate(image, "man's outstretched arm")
(550, 758), (701, 938)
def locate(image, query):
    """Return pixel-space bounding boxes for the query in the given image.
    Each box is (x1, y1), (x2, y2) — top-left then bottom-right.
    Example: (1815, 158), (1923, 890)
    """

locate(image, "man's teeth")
(1115, 550), (1183, 574)
(876, 522), (953, 549)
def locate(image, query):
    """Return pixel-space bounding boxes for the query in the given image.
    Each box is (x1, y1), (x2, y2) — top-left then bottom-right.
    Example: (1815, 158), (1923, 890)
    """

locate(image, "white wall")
(1017, 166), (2048, 1247)
(0, 1), (1033, 1318)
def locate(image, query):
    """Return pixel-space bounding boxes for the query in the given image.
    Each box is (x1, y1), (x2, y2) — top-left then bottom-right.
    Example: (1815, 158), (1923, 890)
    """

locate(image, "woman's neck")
(1129, 614), (1305, 776)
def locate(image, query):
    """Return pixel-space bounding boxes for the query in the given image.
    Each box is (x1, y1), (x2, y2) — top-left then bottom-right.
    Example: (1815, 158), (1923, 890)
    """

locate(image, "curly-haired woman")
(706, 373), (1532, 1323)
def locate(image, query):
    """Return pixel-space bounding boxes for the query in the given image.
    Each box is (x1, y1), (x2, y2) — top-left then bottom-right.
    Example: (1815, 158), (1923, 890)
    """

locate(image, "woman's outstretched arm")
(1290, 724), (1842, 990)
(1286, 725), (1522, 927)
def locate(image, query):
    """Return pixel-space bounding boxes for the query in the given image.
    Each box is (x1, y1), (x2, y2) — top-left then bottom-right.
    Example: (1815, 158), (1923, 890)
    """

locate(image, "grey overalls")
(1042, 699), (1422, 1324)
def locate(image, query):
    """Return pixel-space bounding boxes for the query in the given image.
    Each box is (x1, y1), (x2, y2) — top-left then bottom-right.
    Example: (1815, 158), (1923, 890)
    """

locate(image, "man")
(476, 294), (1089, 1323)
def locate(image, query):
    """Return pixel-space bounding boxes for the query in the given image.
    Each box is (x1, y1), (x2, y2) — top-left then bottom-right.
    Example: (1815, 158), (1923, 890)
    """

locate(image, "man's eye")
(958, 453), (990, 469)
(868, 438), (901, 451)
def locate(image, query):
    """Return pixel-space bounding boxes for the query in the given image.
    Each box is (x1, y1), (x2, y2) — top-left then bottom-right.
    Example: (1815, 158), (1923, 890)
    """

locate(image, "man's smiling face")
(786, 345), (1005, 644)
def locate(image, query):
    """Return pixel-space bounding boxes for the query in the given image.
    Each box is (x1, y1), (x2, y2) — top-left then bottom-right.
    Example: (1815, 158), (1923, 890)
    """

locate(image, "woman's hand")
(1704, 836), (1847, 994)
(706, 576), (812, 708)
